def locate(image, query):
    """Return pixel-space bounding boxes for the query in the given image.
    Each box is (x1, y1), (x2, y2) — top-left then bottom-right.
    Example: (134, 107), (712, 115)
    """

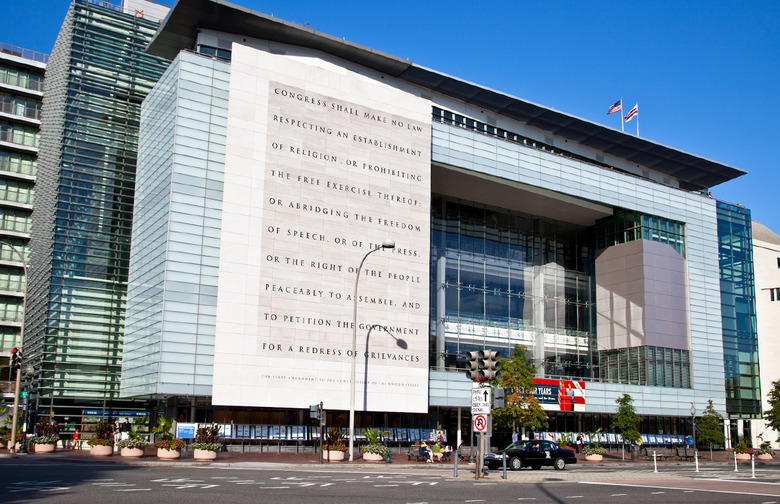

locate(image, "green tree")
(612, 394), (641, 460)
(491, 345), (548, 439)
(764, 380), (780, 436)
(697, 399), (725, 459)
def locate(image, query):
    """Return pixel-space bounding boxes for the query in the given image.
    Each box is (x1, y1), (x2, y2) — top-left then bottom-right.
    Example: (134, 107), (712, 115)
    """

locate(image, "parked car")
(484, 440), (577, 470)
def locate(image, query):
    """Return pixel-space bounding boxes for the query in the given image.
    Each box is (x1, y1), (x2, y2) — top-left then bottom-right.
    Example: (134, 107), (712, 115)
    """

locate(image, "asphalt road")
(2, 460), (780, 504)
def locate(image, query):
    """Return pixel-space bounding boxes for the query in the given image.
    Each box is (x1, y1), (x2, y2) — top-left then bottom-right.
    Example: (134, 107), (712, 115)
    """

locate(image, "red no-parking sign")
(473, 414), (488, 433)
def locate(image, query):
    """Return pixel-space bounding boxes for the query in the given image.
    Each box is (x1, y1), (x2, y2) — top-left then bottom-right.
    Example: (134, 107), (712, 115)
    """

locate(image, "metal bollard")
(653, 451), (657, 473)
(453, 450), (458, 478)
(751, 453), (755, 479)
(694, 450), (699, 472)
(503, 454), (507, 480)
(734, 451), (738, 472)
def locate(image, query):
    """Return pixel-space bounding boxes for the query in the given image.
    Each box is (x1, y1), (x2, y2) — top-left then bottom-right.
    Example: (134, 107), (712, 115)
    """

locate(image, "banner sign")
(533, 378), (586, 411)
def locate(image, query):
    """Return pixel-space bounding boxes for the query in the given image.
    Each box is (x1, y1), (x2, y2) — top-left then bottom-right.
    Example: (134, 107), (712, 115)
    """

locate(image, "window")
(771, 288), (780, 302)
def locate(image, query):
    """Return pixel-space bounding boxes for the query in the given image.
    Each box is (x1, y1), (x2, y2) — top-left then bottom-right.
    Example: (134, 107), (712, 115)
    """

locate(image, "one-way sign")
(471, 387), (492, 414)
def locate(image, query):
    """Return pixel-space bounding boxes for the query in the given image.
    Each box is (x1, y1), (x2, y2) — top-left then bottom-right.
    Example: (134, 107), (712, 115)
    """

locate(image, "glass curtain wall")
(26, 0), (169, 420)
(717, 201), (760, 418)
(430, 195), (597, 380)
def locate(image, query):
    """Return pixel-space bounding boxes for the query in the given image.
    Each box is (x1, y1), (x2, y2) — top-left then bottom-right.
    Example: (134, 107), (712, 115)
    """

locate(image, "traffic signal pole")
(9, 354), (21, 453)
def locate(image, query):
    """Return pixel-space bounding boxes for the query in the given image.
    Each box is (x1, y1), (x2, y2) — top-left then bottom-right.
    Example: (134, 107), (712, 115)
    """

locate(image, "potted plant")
(190, 424), (221, 460)
(153, 416), (184, 459)
(360, 428), (389, 461)
(756, 434), (774, 460)
(733, 441), (754, 460)
(583, 429), (607, 461)
(87, 419), (114, 456)
(30, 420), (59, 453)
(323, 427), (346, 462)
(756, 442), (774, 461)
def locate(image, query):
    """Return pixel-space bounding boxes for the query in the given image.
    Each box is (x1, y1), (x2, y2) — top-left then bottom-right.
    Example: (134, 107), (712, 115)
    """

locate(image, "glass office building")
(25, 0), (169, 421)
(0, 43), (45, 398)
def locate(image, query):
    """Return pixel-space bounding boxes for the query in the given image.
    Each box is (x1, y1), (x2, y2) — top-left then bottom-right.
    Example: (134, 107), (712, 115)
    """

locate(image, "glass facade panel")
(430, 195), (596, 379)
(716, 201), (760, 418)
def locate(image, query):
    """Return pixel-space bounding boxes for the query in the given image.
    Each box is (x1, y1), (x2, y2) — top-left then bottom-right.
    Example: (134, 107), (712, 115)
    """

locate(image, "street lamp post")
(348, 239), (395, 461)
(3, 242), (27, 454)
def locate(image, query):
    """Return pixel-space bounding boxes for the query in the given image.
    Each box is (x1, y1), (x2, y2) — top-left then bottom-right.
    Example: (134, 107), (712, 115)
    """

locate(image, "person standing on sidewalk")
(120, 418), (132, 441)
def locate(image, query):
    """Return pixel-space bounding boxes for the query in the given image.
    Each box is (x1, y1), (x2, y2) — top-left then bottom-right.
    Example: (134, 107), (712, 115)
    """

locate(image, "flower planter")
(193, 449), (217, 460)
(120, 447), (145, 457)
(157, 448), (181, 459)
(584, 454), (603, 462)
(90, 445), (113, 456)
(757, 453), (773, 461)
(34, 443), (56, 453)
(362, 452), (383, 461)
(325, 450), (345, 461)
(735, 453), (751, 461)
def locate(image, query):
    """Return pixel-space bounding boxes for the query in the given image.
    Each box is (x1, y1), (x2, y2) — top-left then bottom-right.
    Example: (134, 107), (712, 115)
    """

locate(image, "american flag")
(624, 103), (638, 122)
(607, 99), (622, 115)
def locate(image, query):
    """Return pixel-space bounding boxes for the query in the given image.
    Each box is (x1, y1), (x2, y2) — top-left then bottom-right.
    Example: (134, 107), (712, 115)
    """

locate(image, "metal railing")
(0, 43), (48, 64)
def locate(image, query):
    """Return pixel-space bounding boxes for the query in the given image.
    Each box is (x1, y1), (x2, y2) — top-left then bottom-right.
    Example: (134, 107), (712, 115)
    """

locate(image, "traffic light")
(465, 351), (480, 381)
(492, 387), (506, 408)
(10, 347), (20, 370)
(478, 350), (501, 380)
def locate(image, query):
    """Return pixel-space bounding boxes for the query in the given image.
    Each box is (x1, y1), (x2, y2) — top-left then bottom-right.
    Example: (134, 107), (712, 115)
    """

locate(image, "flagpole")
(620, 97), (624, 132)
(636, 103), (639, 136)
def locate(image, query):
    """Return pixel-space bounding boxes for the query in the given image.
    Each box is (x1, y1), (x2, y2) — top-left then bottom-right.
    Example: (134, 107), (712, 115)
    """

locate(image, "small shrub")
(117, 438), (148, 449)
(87, 420), (114, 447)
(154, 438), (185, 450)
(324, 427), (346, 452)
(360, 428), (389, 455)
(190, 424), (221, 451)
(153, 416), (175, 441)
(733, 441), (754, 454)
(583, 444), (607, 456)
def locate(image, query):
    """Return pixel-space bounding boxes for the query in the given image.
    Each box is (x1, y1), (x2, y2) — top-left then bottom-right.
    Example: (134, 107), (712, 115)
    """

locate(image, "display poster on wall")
(534, 378), (586, 411)
(212, 43), (431, 413)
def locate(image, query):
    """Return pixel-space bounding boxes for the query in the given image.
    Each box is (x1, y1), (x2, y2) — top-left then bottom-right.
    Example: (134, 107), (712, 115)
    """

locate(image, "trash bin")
(630, 444), (639, 461)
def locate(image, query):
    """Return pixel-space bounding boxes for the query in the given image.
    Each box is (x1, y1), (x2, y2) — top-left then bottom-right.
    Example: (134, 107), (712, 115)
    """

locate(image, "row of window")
(0, 179), (34, 205)
(0, 93), (42, 120)
(0, 65), (44, 92)
(0, 151), (37, 176)
(600, 346), (691, 388)
(769, 287), (780, 301)
(0, 208), (32, 234)
(0, 121), (39, 148)
(596, 210), (686, 257)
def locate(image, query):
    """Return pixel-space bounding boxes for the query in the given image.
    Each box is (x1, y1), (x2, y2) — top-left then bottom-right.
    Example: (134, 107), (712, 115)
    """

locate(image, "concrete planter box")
(193, 449), (217, 460)
(325, 450), (345, 461)
(34, 443), (56, 453)
(90, 445), (113, 456)
(120, 447), (145, 457)
(157, 448), (181, 459)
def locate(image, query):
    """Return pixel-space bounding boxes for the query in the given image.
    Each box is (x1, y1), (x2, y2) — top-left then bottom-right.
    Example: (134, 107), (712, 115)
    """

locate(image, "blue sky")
(3, 0), (778, 233)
